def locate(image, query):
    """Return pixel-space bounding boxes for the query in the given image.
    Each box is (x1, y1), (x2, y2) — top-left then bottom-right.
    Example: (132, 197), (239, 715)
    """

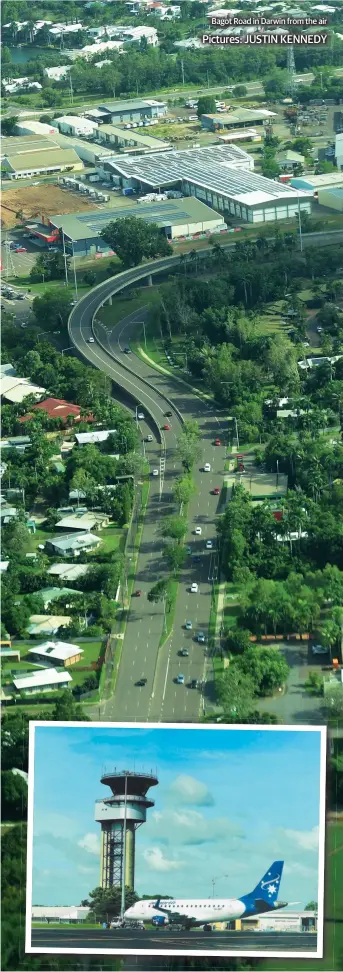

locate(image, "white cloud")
(284, 862), (318, 879)
(146, 808), (244, 846)
(167, 775), (214, 806)
(280, 826), (319, 852)
(142, 847), (183, 873)
(78, 833), (100, 856)
(77, 865), (97, 875)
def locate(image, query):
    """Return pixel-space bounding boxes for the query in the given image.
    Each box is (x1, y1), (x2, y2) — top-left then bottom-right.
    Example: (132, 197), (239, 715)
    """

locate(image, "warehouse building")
(318, 187), (343, 212)
(336, 132), (343, 169)
(32, 907), (89, 923)
(40, 196), (226, 255)
(290, 172), (343, 195)
(56, 115), (99, 137)
(15, 120), (59, 136)
(102, 145), (312, 224)
(95, 124), (170, 154)
(201, 107), (277, 131)
(97, 98), (167, 124)
(1, 134), (83, 180)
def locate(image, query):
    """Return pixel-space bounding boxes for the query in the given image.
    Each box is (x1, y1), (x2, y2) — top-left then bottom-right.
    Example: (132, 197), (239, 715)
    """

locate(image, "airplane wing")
(153, 899), (196, 927)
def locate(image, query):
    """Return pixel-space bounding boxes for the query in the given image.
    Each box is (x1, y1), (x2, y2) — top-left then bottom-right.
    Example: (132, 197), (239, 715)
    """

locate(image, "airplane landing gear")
(203, 923), (213, 932)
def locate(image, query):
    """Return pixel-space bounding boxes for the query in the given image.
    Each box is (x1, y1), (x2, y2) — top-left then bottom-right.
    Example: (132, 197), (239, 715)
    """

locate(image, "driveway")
(256, 641), (325, 724)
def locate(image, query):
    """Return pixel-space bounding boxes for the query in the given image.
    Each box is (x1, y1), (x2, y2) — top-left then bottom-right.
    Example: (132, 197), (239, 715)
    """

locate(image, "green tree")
(217, 666), (256, 719)
(305, 901), (318, 910)
(233, 85), (247, 97)
(1, 115), (18, 135)
(101, 216), (170, 268)
(147, 579), (169, 603)
(237, 646), (290, 696)
(173, 475), (196, 506)
(225, 628), (252, 655)
(164, 542), (186, 573)
(161, 515), (188, 542)
(30, 251), (70, 282)
(32, 289), (73, 331)
(51, 691), (91, 721)
(1, 771), (27, 821)
(197, 95), (216, 117)
(86, 885), (138, 923)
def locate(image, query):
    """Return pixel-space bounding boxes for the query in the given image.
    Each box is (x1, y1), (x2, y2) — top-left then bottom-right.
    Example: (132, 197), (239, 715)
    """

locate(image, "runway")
(30, 926), (318, 956)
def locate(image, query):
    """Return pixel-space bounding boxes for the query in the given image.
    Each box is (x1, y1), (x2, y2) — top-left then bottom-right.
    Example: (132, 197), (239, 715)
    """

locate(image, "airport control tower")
(94, 770), (158, 890)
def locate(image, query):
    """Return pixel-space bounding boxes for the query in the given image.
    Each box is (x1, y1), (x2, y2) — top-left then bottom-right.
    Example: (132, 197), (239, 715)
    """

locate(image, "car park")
(137, 411), (144, 420)
(204, 463), (211, 472)
(195, 526), (202, 535)
(185, 620), (192, 630)
(152, 469), (159, 477)
(206, 540), (213, 549)
(179, 648), (189, 657)
(212, 487), (220, 495)
(176, 673), (185, 684)
(190, 582), (198, 593)
(197, 632), (206, 643)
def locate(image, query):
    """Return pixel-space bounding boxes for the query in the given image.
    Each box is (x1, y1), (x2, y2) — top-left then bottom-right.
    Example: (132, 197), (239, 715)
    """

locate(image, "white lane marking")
(162, 654), (170, 703)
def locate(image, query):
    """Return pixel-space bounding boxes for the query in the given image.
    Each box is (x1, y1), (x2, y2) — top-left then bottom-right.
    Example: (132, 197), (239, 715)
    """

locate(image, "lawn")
(260, 820), (343, 972)
(97, 287), (159, 330)
(99, 526), (123, 553)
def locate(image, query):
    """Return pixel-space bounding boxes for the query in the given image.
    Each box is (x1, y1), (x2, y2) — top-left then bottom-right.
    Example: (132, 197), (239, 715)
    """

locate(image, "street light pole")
(297, 196), (303, 254)
(71, 240), (78, 299)
(61, 228), (69, 287)
(61, 346), (74, 356)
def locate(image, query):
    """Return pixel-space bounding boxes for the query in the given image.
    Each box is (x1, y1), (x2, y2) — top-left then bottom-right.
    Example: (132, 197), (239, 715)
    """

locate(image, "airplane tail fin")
(240, 860), (284, 912)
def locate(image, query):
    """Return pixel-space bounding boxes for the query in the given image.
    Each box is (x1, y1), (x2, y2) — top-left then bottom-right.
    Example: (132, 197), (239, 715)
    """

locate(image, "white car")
(195, 526), (202, 535)
(137, 411), (144, 420)
(206, 540), (213, 549)
(312, 644), (328, 655)
(204, 463), (211, 472)
(152, 469), (159, 477)
(190, 582), (198, 593)
(146, 434), (153, 442)
(88, 336), (95, 343)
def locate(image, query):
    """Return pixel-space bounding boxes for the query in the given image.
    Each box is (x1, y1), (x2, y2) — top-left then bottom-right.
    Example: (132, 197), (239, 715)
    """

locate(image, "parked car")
(190, 582), (198, 593)
(214, 438), (221, 446)
(14, 246), (27, 253)
(185, 620), (193, 630)
(312, 644), (328, 655)
(204, 463), (211, 472)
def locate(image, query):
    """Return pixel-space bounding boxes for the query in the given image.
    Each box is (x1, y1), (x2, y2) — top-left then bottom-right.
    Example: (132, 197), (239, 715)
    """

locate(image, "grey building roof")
(49, 197), (224, 244)
(98, 99), (166, 114)
(48, 531), (101, 552)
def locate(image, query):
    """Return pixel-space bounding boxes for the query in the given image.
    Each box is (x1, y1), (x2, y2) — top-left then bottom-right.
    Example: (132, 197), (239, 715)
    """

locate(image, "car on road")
(303, 341), (310, 348)
(179, 648), (189, 657)
(190, 582), (198, 593)
(16, 293), (26, 300)
(195, 526), (202, 535)
(152, 468), (159, 477)
(206, 540), (213, 549)
(312, 644), (328, 654)
(317, 326), (323, 333)
(176, 673), (185, 684)
(124, 346), (132, 353)
(185, 620), (192, 630)
(214, 438), (221, 446)
(88, 336), (95, 343)
(186, 545), (192, 554)
(192, 554), (201, 563)
(137, 411), (145, 420)
(133, 589), (142, 597)
(165, 410), (172, 417)
(162, 423), (171, 430)
(203, 463), (211, 472)
(136, 677), (147, 686)
(146, 434), (153, 442)
(14, 246), (27, 253)
(197, 632), (206, 643)
(212, 487), (220, 495)
(190, 678), (198, 689)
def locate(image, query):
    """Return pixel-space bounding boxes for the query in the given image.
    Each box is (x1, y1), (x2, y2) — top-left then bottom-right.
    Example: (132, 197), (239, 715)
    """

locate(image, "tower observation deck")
(94, 770), (158, 890)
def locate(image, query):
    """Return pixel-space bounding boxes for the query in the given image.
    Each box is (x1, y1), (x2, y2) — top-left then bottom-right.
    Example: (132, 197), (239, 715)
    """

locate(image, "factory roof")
(99, 124), (170, 149)
(49, 197), (224, 243)
(13, 668), (72, 690)
(99, 98), (166, 113)
(0, 134), (61, 156)
(4, 148), (81, 172)
(290, 172), (343, 190)
(320, 188), (343, 197)
(104, 143), (252, 188)
(203, 108), (277, 124)
(106, 147), (313, 207)
(28, 640), (83, 661)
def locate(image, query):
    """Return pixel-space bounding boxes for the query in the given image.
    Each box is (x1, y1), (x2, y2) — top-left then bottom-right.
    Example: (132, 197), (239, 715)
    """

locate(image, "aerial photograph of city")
(0, 0), (342, 970)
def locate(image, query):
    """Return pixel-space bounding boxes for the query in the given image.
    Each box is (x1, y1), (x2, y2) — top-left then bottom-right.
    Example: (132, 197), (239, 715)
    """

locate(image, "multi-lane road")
(69, 231), (343, 724)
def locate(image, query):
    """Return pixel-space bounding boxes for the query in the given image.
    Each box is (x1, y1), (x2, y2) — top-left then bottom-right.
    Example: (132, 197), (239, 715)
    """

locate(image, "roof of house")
(27, 615), (72, 635)
(4, 148), (81, 172)
(75, 429), (116, 444)
(28, 640), (83, 661)
(55, 512), (105, 530)
(37, 587), (79, 605)
(278, 150), (305, 163)
(47, 563), (91, 581)
(48, 531), (102, 551)
(0, 377), (46, 403)
(13, 668), (72, 690)
(20, 397), (82, 423)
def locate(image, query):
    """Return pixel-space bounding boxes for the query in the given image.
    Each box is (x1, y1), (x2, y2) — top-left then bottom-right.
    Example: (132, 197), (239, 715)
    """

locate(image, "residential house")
(45, 532), (102, 557)
(55, 512), (109, 532)
(47, 563), (91, 582)
(0, 506), (18, 525)
(13, 668), (72, 695)
(75, 429), (116, 446)
(26, 615), (72, 636)
(0, 376), (46, 403)
(20, 397), (92, 425)
(28, 640), (84, 667)
(36, 587), (80, 608)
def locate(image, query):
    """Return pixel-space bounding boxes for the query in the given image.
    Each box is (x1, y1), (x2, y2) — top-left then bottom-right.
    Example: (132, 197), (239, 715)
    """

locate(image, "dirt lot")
(1, 184), (97, 229)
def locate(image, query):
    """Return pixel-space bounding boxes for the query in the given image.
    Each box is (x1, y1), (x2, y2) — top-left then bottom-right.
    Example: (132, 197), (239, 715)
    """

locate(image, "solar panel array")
(73, 199), (216, 232)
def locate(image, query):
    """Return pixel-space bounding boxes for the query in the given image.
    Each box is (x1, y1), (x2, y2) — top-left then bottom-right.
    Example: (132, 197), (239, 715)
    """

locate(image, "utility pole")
(4, 241), (16, 280)
(69, 70), (74, 106)
(297, 196), (303, 254)
(181, 58), (185, 86)
(61, 228), (69, 286)
(287, 45), (296, 98)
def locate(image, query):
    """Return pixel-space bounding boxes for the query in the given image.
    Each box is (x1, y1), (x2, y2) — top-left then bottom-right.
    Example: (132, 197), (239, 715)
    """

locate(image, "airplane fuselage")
(126, 897), (247, 926)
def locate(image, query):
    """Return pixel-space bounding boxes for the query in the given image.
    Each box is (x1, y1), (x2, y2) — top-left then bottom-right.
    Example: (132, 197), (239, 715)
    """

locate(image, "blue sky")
(31, 725), (323, 908)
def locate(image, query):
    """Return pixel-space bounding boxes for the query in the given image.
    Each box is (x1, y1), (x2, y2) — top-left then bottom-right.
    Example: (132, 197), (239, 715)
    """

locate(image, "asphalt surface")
(30, 926), (317, 955)
(68, 232), (343, 725)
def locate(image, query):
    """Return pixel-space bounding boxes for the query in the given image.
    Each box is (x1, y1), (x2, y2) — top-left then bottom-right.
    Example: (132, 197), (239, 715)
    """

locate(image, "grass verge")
(158, 576), (179, 651)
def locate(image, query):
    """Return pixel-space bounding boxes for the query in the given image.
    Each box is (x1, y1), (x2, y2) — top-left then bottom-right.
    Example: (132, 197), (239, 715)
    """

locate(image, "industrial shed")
(45, 196), (225, 255)
(103, 145), (312, 224)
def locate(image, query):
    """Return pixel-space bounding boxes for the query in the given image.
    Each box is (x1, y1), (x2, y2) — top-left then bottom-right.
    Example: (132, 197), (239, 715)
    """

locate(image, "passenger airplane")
(124, 860), (287, 930)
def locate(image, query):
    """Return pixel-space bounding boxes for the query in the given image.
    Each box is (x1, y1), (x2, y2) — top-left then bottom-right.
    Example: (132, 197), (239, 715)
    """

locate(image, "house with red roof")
(19, 398), (93, 426)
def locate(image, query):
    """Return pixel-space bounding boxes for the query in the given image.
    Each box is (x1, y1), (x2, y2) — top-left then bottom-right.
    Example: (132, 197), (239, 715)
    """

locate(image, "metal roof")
(28, 640), (83, 661)
(13, 668), (72, 689)
(50, 196), (224, 242)
(99, 124), (170, 149)
(105, 143), (253, 188)
(99, 98), (166, 113)
(4, 148), (80, 172)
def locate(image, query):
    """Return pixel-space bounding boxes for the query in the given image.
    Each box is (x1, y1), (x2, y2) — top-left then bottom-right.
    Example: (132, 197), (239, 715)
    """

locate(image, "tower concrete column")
(95, 771), (158, 891)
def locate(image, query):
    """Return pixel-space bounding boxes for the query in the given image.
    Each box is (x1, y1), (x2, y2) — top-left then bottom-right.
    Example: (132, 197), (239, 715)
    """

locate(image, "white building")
(336, 133), (343, 170)
(32, 906), (90, 923)
(79, 40), (124, 57)
(13, 668), (72, 696)
(44, 65), (71, 81)
(56, 115), (99, 137)
(28, 641), (84, 666)
(2, 78), (42, 94)
(121, 25), (159, 45)
(15, 120), (59, 136)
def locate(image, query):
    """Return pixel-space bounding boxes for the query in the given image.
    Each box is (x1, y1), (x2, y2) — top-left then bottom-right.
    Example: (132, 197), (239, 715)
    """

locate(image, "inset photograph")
(26, 723), (326, 960)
